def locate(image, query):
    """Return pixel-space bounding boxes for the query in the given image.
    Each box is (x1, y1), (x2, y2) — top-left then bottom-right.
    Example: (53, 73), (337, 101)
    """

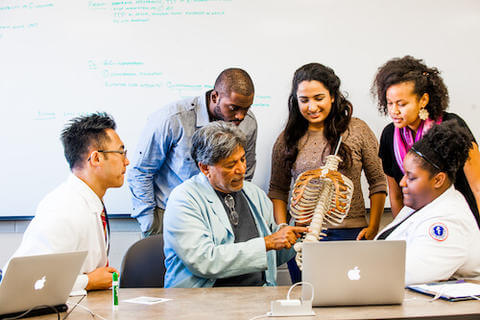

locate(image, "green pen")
(112, 272), (119, 310)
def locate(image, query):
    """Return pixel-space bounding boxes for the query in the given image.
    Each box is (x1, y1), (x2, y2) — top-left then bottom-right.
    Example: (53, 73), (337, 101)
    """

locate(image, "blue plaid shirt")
(127, 91), (257, 232)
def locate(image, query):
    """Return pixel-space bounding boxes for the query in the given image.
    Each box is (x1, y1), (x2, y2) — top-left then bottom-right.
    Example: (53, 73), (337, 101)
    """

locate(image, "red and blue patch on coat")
(429, 223), (448, 242)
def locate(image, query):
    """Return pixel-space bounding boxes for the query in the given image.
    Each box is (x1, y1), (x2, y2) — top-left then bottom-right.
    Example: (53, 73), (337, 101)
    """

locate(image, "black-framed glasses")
(223, 194), (239, 226)
(88, 149), (128, 161)
(98, 150), (128, 158)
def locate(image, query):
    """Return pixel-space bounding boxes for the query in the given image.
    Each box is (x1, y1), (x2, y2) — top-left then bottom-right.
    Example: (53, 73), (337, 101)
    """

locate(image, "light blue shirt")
(164, 173), (294, 288)
(127, 91), (257, 232)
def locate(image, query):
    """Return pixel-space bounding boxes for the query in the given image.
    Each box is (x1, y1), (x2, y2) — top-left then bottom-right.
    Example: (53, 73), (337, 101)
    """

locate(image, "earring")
(418, 108), (429, 120)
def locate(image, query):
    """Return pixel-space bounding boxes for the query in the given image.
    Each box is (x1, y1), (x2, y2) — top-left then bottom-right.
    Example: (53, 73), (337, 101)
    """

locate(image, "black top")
(378, 112), (479, 228)
(213, 190), (266, 287)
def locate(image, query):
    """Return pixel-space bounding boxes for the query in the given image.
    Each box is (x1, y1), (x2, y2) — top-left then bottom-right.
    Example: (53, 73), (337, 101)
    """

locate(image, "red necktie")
(101, 206), (110, 266)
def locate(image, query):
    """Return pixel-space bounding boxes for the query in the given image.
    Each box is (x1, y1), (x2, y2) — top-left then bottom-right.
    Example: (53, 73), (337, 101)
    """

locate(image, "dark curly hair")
(410, 120), (472, 182)
(61, 112), (116, 170)
(371, 56), (449, 121)
(283, 63), (352, 168)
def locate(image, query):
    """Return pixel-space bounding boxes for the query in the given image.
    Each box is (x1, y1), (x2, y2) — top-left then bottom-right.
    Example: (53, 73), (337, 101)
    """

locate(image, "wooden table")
(32, 286), (480, 320)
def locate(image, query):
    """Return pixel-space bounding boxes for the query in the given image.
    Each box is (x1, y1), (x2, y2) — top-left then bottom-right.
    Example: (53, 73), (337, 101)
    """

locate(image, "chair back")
(120, 235), (165, 288)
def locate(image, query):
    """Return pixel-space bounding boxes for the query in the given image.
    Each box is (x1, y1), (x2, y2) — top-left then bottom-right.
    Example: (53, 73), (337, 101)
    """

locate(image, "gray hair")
(191, 121), (247, 166)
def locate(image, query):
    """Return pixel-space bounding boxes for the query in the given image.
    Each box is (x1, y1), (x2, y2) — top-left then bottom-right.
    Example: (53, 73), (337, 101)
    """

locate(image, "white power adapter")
(267, 299), (314, 317)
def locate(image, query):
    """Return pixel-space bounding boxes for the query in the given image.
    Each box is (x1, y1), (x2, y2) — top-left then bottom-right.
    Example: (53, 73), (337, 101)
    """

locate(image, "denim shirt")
(127, 91), (257, 232)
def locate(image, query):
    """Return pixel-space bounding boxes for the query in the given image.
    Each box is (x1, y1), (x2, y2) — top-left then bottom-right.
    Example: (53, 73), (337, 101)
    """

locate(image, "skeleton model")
(290, 139), (354, 269)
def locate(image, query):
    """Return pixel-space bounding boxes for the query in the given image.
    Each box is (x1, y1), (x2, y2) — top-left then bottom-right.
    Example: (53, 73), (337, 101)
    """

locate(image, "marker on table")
(112, 272), (119, 310)
(0, 269), (3, 283)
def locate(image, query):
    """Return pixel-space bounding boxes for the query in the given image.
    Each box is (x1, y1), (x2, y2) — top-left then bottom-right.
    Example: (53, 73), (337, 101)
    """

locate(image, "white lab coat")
(375, 186), (480, 285)
(5, 174), (107, 290)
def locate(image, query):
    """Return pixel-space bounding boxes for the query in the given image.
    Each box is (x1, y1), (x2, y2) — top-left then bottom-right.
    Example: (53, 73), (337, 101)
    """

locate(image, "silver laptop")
(0, 251), (87, 318)
(302, 240), (406, 306)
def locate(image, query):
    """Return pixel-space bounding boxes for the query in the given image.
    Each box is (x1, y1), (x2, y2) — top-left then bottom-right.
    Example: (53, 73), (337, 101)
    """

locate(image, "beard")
(213, 103), (226, 121)
(212, 102), (241, 125)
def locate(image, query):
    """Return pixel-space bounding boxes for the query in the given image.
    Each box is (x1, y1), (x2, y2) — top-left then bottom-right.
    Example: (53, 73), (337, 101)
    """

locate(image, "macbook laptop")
(302, 240), (406, 306)
(0, 251), (87, 319)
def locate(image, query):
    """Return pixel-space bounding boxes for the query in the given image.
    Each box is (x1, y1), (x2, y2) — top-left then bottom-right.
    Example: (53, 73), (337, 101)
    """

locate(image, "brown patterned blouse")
(268, 118), (387, 229)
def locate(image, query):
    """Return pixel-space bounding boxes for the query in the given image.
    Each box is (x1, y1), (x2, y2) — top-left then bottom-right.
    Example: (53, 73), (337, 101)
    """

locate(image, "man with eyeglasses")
(163, 121), (306, 288)
(5, 113), (129, 291)
(128, 68), (257, 237)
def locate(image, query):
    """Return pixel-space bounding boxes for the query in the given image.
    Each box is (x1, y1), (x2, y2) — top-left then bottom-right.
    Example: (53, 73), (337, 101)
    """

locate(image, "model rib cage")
(290, 154), (354, 269)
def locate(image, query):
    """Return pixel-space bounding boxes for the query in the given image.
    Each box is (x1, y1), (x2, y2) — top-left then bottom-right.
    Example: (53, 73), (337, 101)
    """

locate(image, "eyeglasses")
(223, 194), (239, 226)
(87, 149), (128, 161)
(98, 150), (128, 158)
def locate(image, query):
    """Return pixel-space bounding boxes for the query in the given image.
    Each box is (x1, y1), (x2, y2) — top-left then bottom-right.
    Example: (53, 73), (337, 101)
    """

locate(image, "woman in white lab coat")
(375, 120), (480, 285)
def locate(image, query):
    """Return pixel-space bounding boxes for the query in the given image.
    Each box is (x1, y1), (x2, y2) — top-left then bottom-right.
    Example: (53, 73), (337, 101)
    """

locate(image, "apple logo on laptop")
(347, 266), (361, 280)
(34, 276), (46, 290)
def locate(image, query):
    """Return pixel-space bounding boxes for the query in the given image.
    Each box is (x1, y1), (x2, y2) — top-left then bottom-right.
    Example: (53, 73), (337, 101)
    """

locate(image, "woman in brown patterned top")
(268, 63), (387, 243)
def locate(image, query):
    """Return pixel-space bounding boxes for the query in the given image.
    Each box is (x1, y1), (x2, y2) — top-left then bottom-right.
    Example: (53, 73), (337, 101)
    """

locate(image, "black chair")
(120, 235), (165, 288)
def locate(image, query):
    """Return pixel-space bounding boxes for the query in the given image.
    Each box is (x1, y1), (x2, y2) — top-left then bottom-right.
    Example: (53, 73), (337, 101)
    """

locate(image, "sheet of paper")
(122, 296), (172, 305)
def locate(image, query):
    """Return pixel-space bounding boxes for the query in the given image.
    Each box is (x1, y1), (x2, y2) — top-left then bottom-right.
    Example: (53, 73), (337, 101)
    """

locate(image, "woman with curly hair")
(372, 56), (480, 227)
(269, 63), (387, 282)
(375, 121), (480, 285)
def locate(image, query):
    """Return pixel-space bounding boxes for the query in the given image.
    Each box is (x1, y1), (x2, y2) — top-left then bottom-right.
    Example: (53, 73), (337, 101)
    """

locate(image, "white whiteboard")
(1, 0), (479, 216)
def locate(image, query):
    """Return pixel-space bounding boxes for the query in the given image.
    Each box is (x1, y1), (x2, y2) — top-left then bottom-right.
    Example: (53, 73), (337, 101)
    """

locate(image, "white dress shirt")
(6, 174), (107, 290)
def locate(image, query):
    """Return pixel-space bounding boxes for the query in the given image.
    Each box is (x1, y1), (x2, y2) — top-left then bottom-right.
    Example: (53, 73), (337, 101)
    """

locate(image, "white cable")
(428, 285), (447, 302)
(250, 282), (315, 319)
(247, 313), (269, 320)
(66, 302), (108, 320)
(286, 281), (314, 303)
(62, 295), (86, 320)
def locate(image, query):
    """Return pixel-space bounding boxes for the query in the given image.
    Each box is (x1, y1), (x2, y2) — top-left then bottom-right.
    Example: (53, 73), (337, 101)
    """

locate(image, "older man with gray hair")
(163, 121), (307, 288)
